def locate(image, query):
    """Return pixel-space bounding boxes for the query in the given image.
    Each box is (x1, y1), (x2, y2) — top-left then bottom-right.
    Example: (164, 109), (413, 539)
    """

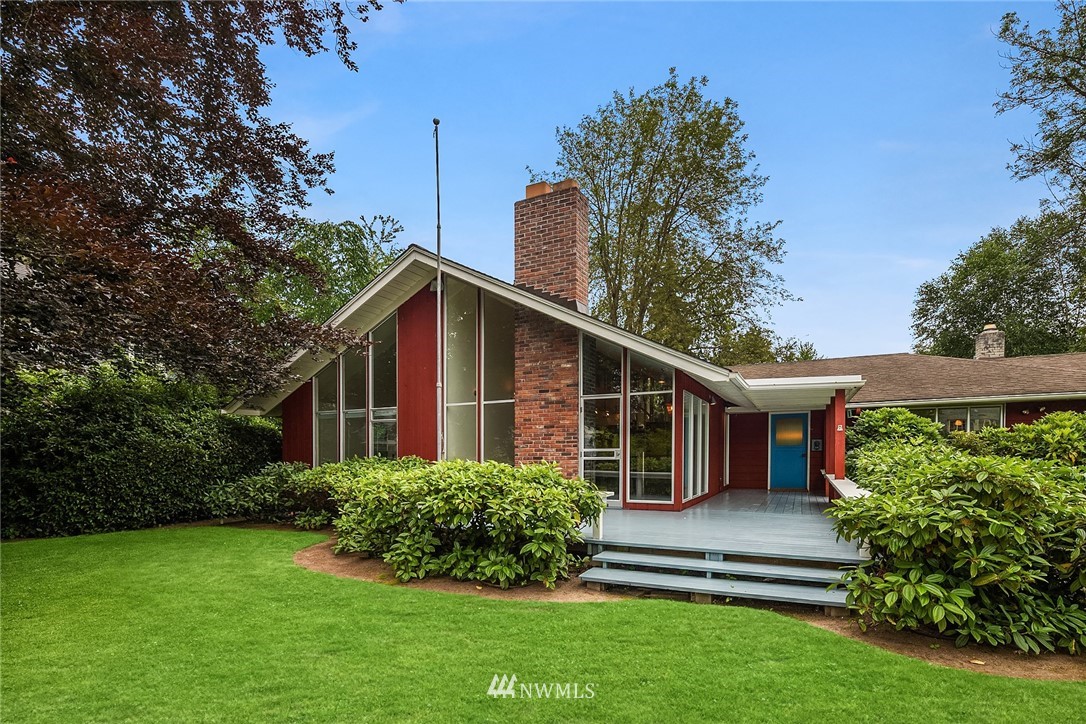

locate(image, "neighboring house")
(730, 344), (1086, 436)
(227, 180), (1085, 607)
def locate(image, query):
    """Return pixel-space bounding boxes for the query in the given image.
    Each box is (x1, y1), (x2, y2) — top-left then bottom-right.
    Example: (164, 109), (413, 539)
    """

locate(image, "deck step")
(580, 567), (849, 608)
(592, 551), (847, 584)
(586, 536), (867, 565)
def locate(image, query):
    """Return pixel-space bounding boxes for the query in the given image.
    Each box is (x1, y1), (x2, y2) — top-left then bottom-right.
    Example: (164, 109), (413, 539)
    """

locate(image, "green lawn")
(2, 527), (1083, 723)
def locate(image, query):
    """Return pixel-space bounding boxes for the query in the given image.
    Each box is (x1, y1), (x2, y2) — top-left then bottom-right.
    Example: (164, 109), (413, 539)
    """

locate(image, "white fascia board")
(231, 246), (880, 415)
(741, 375), (865, 390)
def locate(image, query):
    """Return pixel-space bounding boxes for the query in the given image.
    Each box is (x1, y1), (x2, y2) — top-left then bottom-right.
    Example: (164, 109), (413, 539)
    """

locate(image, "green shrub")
(845, 441), (963, 493)
(830, 453), (1086, 654)
(1, 365), (281, 538)
(333, 459), (605, 589)
(209, 456), (428, 529)
(947, 430), (993, 456)
(979, 411), (1086, 467)
(845, 407), (945, 452)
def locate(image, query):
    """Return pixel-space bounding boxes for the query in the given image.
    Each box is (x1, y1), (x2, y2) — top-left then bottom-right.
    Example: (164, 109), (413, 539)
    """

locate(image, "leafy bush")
(1, 365), (281, 538)
(845, 441), (963, 493)
(831, 452), (1086, 654)
(208, 456), (428, 529)
(946, 431), (993, 456)
(845, 407), (945, 452)
(979, 411), (1086, 467)
(333, 459), (605, 588)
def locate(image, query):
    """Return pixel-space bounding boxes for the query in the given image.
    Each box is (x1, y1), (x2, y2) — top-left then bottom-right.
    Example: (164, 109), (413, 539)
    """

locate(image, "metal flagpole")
(433, 118), (444, 461)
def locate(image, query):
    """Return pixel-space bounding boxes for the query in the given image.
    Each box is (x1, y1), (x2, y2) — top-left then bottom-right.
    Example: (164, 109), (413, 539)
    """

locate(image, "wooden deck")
(586, 490), (865, 564)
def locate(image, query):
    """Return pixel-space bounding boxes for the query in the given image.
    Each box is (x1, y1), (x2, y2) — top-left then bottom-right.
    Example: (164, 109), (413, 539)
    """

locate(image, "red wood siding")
(1004, 398), (1086, 426)
(809, 408), (825, 487)
(397, 287), (438, 460)
(281, 381), (313, 465)
(728, 412), (769, 489)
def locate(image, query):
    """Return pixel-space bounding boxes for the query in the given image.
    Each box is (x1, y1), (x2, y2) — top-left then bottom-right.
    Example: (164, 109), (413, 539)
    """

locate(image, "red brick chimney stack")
(513, 179), (590, 313)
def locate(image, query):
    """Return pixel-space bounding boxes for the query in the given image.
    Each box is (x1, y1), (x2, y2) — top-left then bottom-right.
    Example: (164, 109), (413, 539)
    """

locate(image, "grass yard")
(2, 527), (1084, 723)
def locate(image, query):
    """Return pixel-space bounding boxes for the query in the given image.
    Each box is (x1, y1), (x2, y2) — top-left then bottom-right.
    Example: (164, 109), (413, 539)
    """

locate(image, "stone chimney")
(974, 324), (1006, 359)
(513, 179), (589, 313)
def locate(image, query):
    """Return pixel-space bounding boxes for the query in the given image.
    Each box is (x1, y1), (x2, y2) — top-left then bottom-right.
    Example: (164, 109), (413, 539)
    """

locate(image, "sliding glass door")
(682, 391), (709, 501)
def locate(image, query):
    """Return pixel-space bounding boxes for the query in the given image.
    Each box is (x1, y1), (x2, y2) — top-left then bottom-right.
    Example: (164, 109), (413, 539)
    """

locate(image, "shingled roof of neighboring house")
(729, 352), (1086, 406)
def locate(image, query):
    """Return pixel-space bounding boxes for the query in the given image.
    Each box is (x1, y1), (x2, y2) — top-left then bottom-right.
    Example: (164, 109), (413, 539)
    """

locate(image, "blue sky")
(262, 1), (1059, 358)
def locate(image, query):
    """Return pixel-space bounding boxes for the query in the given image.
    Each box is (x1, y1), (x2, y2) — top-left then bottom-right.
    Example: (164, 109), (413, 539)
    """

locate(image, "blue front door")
(770, 413), (808, 490)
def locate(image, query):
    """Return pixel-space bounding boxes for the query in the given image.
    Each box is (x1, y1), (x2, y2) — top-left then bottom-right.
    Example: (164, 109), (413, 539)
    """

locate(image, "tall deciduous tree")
(535, 69), (806, 366)
(911, 210), (1085, 357)
(997, 0), (1086, 209)
(0, 1), (394, 396)
(252, 216), (403, 324)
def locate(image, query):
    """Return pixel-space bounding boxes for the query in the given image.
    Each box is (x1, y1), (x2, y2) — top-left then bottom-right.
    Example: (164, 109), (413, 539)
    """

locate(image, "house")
(730, 343), (1086, 434)
(228, 180), (865, 507)
(227, 180), (1084, 608)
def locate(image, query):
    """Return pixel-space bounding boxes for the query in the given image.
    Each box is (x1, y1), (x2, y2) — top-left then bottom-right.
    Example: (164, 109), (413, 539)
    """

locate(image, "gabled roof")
(729, 352), (1086, 407)
(226, 246), (863, 415)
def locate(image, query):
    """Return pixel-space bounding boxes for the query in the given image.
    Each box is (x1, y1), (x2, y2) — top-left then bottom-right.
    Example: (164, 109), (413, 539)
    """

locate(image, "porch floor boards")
(586, 490), (865, 564)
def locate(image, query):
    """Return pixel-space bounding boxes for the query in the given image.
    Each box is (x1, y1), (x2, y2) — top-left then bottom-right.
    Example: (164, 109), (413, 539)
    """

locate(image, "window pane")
(317, 414), (338, 465)
(911, 408), (937, 421)
(774, 417), (805, 446)
(630, 353), (672, 393)
(315, 360), (338, 412)
(584, 459), (620, 502)
(581, 335), (623, 396)
(629, 392), (673, 501)
(482, 294), (515, 402)
(372, 421), (397, 459)
(446, 404), (477, 461)
(937, 407), (969, 434)
(342, 351), (366, 411)
(483, 402), (514, 464)
(583, 397), (621, 451)
(446, 278), (477, 405)
(970, 406), (1002, 431)
(344, 413), (367, 459)
(371, 315), (397, 409)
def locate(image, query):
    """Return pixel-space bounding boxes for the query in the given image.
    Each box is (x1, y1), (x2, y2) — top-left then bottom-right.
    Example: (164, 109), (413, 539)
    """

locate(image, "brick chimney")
(513, 179), (589, 313)
(974, 324), (1006, 359)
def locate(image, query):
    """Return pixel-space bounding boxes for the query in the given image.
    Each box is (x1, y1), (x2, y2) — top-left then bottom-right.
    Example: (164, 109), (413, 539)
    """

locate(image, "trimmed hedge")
(332, 459), (605, 589)
(0, 366), (281, 538)
(845, 407), (945, 452)
(206, 456), (429, 528)
(218, 457), (604, 588)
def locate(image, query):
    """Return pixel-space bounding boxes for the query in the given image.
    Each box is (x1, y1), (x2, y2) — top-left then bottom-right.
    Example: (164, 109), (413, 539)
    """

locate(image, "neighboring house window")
(911, 405), (1003, 433)
(311, 313), (398, 464)
(580, 335), (623, 504)
(628, 352), (674, 503)
(682, 391), (709, 501)
(481, 292), (515, 464)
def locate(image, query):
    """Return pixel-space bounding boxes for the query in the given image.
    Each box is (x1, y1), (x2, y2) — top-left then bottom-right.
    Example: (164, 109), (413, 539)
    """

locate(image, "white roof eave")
(226, 247), (862, 415)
